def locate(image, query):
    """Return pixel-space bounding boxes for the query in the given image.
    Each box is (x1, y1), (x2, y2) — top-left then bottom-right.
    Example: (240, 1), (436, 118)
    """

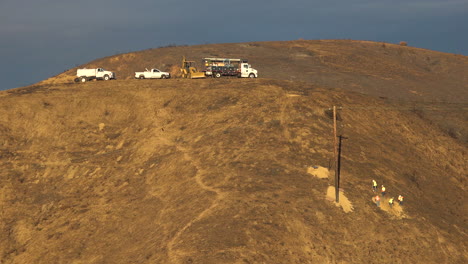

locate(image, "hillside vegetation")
(42, 40), (468, 143)
(1, 40), (467, 263)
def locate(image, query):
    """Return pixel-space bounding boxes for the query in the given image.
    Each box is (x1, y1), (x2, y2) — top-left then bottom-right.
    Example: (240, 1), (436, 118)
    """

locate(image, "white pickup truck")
(75, 68), (116, 82)
(135, 68), (171, 79)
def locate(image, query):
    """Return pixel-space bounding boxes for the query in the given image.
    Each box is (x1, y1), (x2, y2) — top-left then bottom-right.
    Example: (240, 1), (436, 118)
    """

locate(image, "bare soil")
(307, 166), (329, 179)
(325, 186), (353, 213)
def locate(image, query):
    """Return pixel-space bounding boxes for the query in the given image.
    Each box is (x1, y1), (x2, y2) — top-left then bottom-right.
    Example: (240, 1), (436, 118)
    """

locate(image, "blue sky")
(1, 0), (467, 90)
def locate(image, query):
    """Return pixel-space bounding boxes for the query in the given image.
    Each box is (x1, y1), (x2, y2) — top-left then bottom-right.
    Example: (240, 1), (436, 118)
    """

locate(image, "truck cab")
(240, 63), (258, 78)
(96, 68), (109, 79)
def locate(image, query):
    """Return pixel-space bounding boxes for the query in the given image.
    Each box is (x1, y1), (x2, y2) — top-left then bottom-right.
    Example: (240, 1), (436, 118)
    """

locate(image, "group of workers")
(372, 179), (404, 208)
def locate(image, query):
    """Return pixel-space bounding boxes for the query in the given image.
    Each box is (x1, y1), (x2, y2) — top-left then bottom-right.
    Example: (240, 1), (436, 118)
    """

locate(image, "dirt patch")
(307, 166), (329, 179)
(372, 196), (407, 219)
(326, 186), (354, 213)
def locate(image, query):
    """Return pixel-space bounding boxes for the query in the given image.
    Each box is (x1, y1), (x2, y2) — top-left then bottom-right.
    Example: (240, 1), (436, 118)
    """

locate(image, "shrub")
(399, 41), (408, 46)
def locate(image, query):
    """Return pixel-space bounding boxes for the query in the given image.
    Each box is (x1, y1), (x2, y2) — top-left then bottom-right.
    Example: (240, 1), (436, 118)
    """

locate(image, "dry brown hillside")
(41, 40), (468, 143)
(0, 78), (467, 263)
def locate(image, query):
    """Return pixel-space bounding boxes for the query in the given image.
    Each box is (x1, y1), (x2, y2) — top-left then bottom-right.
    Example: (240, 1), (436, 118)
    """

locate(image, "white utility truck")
(75, 68), (116, 82)
(201, 58), (258, 78)
(134, 68), (171, 79)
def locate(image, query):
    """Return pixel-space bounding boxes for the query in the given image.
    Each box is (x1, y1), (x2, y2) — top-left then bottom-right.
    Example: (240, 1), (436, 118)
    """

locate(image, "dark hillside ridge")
(44, 39), (468, 103)
(39, 39), (468, 144)
(0, 79), (466, 263)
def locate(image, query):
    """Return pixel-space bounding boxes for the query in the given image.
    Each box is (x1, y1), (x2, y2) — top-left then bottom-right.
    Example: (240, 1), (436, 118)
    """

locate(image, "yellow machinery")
(181, 56), (206, 79)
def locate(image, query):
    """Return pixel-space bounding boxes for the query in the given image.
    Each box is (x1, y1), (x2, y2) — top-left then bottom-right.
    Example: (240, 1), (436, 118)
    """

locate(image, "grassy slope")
(0, 79), (466, 263)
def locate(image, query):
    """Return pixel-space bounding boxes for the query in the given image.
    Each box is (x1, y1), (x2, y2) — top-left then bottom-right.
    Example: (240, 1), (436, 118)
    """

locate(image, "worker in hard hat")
(398, 195), (404, 205)
(388, 197), (394, 208)
(375, 195), (381, 207)
(381, 185), (386, 197)
(372, 180), (377, 192)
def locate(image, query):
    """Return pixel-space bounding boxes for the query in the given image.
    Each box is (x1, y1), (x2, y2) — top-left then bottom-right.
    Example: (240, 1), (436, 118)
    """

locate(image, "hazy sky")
(1, 0), (467, 90)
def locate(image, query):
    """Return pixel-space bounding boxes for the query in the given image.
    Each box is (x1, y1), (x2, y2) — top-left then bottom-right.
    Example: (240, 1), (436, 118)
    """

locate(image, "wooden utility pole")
(333, 106), (339, 203)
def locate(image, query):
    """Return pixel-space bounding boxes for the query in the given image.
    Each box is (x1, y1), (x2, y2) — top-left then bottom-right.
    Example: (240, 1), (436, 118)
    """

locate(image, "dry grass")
(2, 40), (467, 263)
(0, 78), (466, 263)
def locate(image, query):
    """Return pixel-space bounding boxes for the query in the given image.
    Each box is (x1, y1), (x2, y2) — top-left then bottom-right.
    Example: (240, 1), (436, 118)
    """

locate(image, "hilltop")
(1, 40), (467, 263)
(44, 40), (468, 102)
(42, 39), (468, 143)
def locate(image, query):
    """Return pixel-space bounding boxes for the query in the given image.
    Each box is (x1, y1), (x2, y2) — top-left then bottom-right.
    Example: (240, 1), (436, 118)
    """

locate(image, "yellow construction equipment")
(181, 56), (206, 79)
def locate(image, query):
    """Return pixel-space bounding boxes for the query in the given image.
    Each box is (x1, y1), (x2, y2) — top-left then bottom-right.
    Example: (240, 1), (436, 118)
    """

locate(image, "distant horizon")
(1, 0), (467, 90)
(3, 38), (467, 91)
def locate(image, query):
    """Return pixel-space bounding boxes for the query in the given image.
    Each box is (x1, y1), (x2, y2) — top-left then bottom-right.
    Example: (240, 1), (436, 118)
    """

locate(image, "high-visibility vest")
(376, 196), (380, 201)
(373, 180), (377, 187)
(389, 198), (394, 204)
(382, 186), (386, 192)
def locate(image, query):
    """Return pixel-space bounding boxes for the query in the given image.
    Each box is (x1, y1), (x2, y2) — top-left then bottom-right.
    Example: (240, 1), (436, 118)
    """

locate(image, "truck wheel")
(214, 72), (221, 78)
(74, 78), (80, 83)
(249, 73), (255, 78)
(80, 77), (87, 83)
(139, 75), (145, 79)
(103, 75), (110, 81)
(161, 75), (166, 79)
